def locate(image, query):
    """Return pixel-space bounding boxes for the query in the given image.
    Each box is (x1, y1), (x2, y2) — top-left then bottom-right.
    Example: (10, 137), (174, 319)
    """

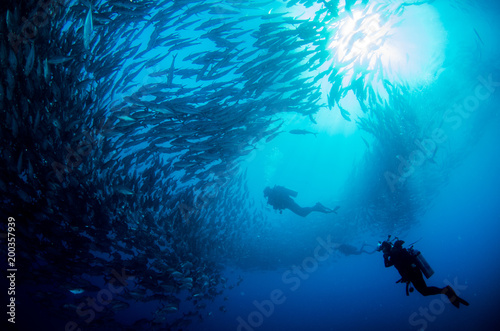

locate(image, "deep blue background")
(197, 115), (500, 331)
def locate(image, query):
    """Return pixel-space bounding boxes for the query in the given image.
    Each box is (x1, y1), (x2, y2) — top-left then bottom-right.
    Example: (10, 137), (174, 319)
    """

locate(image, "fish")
(111, 301), (130, 310)
(6, 10), (15, 32)
(309, 114), (317, 124)
(83, 6), (93, 50)
(339, 105), (351, 121)
(168, 54), (177, 86)
(474, 28), (484, 45)
(116, 186), (134, 195)
(24, 44), (35, 76)
(361, 137), (370, 149)
(144, 53), (169, 69)
(289, 129), (318, 137)
(47, 56), (74, 65)
(164, 305), (178, 312)
(1, 1), (406, 330)
(265, 131), (284, 143)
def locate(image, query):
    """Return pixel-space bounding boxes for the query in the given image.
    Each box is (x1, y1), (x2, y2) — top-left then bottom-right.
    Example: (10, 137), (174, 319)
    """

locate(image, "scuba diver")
(377, 236), (469, 308)
(263, 185), (338, 217)
(336, 243), (377, 256)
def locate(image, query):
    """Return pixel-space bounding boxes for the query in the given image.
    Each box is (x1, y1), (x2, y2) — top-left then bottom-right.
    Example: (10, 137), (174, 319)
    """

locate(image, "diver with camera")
(377, 236), (469, 308)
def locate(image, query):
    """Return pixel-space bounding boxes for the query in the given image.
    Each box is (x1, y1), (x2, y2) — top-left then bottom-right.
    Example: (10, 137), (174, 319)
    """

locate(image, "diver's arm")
(360, 243), (377, 255)
(274, 185), (296, 198)
(384, 253), (393, 267)
(362, 247), (377, 255)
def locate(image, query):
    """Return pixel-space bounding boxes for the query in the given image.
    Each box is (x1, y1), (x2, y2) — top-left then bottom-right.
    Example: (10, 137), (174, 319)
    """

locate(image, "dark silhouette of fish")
(289, 129), (318, 137)
(474, 28), (484, 45)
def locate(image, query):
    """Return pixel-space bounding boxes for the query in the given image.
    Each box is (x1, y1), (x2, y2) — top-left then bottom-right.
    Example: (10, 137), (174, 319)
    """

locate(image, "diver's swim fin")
(444, 285), (470, 308)
(450, 295), (470, 308)
(315, 203), (333, 213)
(316, 204), (340, 214)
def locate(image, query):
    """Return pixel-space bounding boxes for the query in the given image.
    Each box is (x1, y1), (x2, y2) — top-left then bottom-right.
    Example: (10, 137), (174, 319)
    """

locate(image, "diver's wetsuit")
(384, 245), (442, 296)
(265, 187), (293, 212)
(265, 186), (332, 217)
(383, 243), (469, 308)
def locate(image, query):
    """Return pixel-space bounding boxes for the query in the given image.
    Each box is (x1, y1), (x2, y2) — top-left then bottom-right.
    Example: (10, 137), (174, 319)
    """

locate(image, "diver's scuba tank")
(274, 185), (298, 198)
(410, 248), (435, 279)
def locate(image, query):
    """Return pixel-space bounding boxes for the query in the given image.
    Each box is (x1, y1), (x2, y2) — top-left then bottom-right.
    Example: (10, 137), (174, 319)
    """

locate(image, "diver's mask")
(377, 235), (393, 252)
(377, 241), (392, 253)
(377, 241), (383, 252)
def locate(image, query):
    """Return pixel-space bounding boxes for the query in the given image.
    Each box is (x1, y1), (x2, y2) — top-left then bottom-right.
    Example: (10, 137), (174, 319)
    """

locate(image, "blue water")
(198, 117), (500, 331)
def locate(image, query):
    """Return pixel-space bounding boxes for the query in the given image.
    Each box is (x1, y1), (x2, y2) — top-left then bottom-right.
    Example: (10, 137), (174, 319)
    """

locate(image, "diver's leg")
(414, 280), (469, 307)
(359, 243), (366, 254)
(442, 285), (470, 308)
(360, 243), (377, 254)
(416, 285), (443, 296)
(411, 272), (442, 296)
(287, 201), (313, 217)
